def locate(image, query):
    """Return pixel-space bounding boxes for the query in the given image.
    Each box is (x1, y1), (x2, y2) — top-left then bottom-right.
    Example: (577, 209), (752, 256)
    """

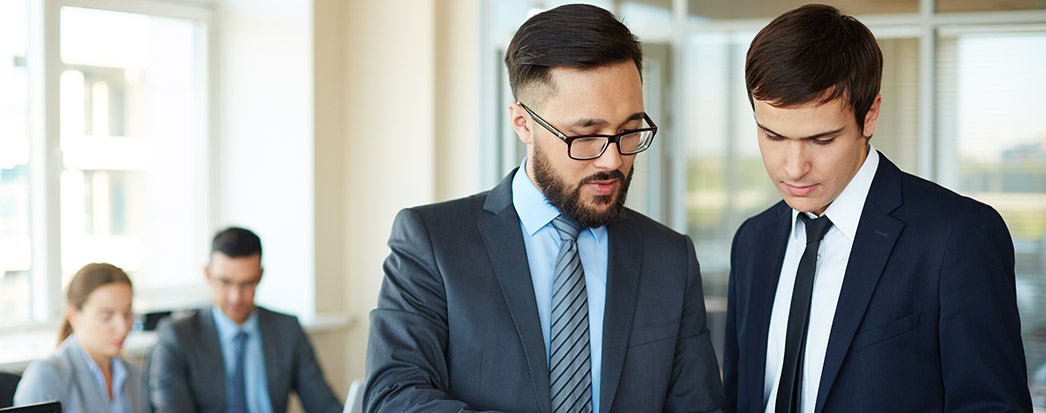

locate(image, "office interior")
(1, 0), (1045, 411)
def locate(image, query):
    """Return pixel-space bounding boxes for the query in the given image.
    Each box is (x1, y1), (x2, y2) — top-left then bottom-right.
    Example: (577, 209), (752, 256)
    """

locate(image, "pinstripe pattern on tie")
(227, 331), (248, 413)
(549, 216), (593, 413)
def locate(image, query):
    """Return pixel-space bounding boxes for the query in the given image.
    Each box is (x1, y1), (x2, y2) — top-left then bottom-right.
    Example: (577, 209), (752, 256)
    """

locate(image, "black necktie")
(776, 213), (833, 413)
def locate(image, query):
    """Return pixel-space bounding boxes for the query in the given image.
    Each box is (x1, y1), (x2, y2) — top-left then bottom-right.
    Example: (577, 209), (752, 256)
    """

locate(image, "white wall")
(216, 0), (483, 396)
(338, 0), (481, 383)
(217, 0), (316, 319)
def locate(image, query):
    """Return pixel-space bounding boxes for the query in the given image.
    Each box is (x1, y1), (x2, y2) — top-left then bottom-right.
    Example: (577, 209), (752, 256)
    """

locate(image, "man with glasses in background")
(148, 227), (343, 413)
(365, 4), (723, 413)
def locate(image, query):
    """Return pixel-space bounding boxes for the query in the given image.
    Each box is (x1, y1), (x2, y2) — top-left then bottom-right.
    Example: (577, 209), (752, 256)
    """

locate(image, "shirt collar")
(791, 145), (879, 242)
(511, 158), (606, 242)
(211, 304), (260, 343)
(72, 334), (127, 398)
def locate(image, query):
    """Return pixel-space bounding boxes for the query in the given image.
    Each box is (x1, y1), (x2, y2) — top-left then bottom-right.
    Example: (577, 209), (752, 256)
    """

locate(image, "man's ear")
(862, 93), (882, 138)
(509, 102), (535, 145)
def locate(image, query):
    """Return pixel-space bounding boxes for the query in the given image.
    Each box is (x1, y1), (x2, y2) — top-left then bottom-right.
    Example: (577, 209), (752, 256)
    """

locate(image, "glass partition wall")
(481, 0), (1046, 405)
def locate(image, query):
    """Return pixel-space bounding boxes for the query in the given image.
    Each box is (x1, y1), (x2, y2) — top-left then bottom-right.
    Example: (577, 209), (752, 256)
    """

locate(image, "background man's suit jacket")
(723, 153), (1032, 412)
(148, 306), (343, 413)
(15, 336), (150, 412)
(364, 169), (724, 413)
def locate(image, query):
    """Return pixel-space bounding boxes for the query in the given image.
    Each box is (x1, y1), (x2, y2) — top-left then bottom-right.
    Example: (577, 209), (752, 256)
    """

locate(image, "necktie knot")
(798, 213), (833, 245)
(552, 216), (580, 242)
(234, 331), (248, 345)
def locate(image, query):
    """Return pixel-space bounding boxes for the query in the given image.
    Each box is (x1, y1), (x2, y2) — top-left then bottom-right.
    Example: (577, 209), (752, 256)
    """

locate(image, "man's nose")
(592, 143), (623, 171)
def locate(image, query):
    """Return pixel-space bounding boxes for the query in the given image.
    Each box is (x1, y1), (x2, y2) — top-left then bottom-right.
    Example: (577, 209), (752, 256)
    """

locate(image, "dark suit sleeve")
(148, 324), (195, 413)
(663, 235), (726, 412)
(722, 222), (744, 413)
(288, 318), (344, 413)
(364, 208), (507, 413)
(939, 203), (1032, 411)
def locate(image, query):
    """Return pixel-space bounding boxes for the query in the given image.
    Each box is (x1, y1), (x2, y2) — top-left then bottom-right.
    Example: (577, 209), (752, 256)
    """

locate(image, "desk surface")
(0, 312), (350, 373)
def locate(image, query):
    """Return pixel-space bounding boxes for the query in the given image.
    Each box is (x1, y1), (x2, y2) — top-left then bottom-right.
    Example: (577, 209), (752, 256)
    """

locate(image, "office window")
(57, 6), (208, 294)
(937, 30), (1046, 398)
(481, 1), (1046, 402)
(0, 0), (211, 329)
(0, 0), (31, 325)
(938, 0), (1046, 13)
(687, 0), (918, 20)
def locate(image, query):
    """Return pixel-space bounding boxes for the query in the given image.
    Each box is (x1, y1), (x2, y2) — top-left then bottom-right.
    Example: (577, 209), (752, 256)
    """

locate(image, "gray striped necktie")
(549, 216), (593, 413)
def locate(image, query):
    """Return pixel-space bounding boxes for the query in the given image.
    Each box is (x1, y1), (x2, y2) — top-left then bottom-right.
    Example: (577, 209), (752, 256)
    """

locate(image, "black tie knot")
(798, 213), (833, 245)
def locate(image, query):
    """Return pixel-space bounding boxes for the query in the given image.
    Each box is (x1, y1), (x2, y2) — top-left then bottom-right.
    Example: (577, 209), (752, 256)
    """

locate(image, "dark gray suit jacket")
(148, 306), (343, 413)
(365, 169), (724, 412)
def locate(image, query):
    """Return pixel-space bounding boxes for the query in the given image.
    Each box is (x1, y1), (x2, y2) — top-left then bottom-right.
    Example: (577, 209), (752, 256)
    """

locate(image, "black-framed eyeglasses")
(517, 101), (658, 160)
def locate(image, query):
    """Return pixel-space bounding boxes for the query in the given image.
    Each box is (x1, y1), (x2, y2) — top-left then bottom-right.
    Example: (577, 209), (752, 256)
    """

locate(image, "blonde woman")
(14, 263), (149, 412)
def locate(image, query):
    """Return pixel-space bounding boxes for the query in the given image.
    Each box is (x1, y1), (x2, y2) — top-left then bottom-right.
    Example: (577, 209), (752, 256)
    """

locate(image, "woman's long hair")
(58, 263), (133, 345)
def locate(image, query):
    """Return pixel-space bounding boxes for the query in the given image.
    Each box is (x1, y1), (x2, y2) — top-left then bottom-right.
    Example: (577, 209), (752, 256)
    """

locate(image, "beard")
(531, 141), (634, 229)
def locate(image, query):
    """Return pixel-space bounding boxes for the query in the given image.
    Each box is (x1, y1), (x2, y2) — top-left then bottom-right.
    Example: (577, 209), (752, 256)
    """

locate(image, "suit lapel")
(257, 309), (282, 412)
(198, 308), (227, 407)
(598, 216), (642, 413)
(478, 169), (552, 413)
(744, 202), (792, 410)
(814, 154), (904, 412)
(61, 337), (109, 410)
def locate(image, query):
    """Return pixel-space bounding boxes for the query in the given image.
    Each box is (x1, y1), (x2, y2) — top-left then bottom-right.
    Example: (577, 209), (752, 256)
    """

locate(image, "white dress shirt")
(763, 146), (880, 413)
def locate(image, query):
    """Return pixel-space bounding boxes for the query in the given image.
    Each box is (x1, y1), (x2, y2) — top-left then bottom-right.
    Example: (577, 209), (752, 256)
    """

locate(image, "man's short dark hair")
(504, 4), (643, 106)
(745, 4), (883, 133)
(211, 226), (262, 258)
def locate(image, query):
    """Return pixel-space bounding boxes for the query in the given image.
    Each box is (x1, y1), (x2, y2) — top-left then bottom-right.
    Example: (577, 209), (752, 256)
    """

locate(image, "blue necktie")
(227, 331), (248, 413)
(549, 216), (593, 413)
(776, 213), (833, 413)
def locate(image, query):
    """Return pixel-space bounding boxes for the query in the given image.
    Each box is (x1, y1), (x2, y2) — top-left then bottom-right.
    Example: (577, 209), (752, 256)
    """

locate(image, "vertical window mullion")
(27, 0), (65, 323)
(918, 0), (938, 180)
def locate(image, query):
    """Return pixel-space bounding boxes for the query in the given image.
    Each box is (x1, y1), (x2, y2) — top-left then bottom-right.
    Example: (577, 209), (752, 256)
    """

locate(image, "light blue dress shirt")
(212, 306), (273, 413)
(75, 337), (128, 413)
(512, 160), (608, 413)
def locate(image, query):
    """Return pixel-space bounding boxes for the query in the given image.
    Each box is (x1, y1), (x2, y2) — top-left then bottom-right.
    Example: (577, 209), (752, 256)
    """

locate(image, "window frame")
(479, 0), (1046, 378)
(0, 0), (215, 333)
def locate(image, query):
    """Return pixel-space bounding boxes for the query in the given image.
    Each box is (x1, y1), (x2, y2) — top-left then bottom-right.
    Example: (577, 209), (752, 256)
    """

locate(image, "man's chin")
(782, 196), (828, 215)
(581, 190), (619, 207)
(575, 195), (622, 220)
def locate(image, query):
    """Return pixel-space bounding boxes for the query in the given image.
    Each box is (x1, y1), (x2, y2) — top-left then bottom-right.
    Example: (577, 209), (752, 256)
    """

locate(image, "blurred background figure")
(148, 227), (341, 413)
(14, 262), (149, 412)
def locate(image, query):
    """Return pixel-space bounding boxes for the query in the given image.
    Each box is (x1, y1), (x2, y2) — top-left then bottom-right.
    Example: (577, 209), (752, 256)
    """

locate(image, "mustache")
(578, 170), (626, 186)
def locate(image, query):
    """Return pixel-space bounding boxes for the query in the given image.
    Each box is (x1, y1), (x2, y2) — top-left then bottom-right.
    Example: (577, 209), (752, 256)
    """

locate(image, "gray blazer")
(13, 336), (150, 412)
(147, 306), (342, 413)
(365, 169), (725, 412)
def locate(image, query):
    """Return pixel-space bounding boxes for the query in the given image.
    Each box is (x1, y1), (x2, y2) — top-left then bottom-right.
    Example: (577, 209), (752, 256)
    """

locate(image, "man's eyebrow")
(569, 112), (647, 129)
(757, 122), (845, 140)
